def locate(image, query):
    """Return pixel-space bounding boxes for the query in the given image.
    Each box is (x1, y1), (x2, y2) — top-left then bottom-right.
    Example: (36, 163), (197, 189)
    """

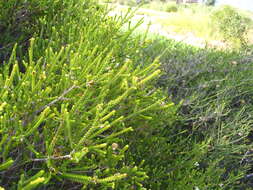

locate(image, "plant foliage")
(211, 6), (251, 47)
(0, 0), (176, 189)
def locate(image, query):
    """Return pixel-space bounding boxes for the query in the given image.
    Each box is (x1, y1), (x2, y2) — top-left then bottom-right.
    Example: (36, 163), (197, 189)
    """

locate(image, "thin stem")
(31, 155), (71, 162)
(35, 85), (79, 114)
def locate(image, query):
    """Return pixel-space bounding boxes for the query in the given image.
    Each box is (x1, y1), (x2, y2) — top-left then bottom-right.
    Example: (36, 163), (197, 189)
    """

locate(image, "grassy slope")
(137, 35), (253, 189)
(105, 1), (253, 48)
(1, 0), (253, 189)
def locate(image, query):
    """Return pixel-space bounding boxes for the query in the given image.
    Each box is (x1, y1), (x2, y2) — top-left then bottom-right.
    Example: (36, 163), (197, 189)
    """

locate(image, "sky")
(215, 0), (253, 12)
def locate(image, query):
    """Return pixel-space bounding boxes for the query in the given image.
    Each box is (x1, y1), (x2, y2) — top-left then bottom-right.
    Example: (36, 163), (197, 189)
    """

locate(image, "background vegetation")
(103, 0), (253, 48)
(1, 0), (253, 189)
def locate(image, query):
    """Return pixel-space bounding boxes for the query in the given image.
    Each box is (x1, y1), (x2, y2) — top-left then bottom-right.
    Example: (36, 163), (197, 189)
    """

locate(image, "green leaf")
(0, 159), (14, 171)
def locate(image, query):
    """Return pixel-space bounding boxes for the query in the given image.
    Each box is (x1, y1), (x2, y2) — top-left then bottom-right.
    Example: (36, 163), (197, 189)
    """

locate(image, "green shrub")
(138, 36), (253, 189)
(2, 0), (252, 189)
(205, 0), (216, 6)
(165, 4), (178, 13)
(0, 0), (67, 63)
(0, 0), (177, 189)
(211, 6), (251, 47)
(118, 0), (137, 6)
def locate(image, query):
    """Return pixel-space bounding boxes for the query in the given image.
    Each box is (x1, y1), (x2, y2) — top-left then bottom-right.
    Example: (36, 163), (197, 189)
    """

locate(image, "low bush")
(205, 0), (216, 6)
(117, 0), (137, 6)
(0, 0), (67, 63)
(0, 0), (177, 189)
(211, 6), (252, 47)
(165, 4), (178, 13)
(139, 36), (253, 189)
(2, 0), (253, 189)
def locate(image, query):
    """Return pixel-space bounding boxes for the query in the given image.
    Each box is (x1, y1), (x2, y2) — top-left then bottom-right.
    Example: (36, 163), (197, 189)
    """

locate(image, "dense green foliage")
(140, 36), (253, 189)
(1, 0), (253, 189)
(0, 0), (177, 189)
(165, 3), (178, 12)
(0, 0), (65, 63)
(211, 5), (252, 47)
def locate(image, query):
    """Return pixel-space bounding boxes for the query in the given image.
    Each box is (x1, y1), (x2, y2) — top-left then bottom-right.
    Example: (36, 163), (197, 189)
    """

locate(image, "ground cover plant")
(211, 5), (252, 47)
(1, 0), (253, 189)
(0, 0), (178, 189)
(139, 35), (253, 189)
